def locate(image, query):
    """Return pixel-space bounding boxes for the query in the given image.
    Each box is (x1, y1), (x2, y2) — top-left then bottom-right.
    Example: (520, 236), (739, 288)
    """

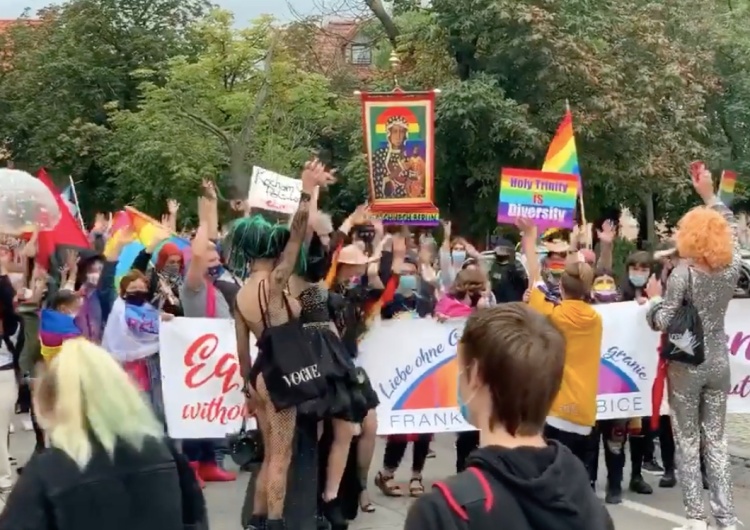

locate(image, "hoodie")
(404, 442), (614, 530)
(528, 285), (602, 428)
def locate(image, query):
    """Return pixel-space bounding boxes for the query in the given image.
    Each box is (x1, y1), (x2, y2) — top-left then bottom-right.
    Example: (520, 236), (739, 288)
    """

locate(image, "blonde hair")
(675, 206), (733, 270)
(35, 338), (164, 469)
(560, 254), (594, 300)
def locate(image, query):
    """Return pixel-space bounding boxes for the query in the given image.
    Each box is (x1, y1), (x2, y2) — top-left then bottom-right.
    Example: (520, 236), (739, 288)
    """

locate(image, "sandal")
(409, 476), (425, 497)
(374, 471), (403, 497)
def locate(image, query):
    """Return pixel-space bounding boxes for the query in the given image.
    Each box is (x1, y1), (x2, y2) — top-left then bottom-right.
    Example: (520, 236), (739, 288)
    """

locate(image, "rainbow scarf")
(39, 309), (82, 362)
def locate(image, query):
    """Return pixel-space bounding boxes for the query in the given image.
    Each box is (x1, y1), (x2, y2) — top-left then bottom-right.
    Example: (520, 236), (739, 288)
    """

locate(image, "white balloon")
(0, 168), (61, 235)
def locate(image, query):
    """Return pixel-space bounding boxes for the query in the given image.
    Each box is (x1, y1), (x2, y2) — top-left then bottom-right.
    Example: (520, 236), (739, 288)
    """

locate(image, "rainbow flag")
(719, 170), (737, 206)
(542, 108), (581, 183)
(39, 309), (82, 362)
(107, 207), (190, 286)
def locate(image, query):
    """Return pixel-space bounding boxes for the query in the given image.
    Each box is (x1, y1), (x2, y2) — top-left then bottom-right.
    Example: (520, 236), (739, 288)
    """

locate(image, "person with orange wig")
(644, 167), (742, 530)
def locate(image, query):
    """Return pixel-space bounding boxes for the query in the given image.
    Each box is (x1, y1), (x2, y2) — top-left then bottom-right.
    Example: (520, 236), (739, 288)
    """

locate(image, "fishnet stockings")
(252, 374), (297, 519)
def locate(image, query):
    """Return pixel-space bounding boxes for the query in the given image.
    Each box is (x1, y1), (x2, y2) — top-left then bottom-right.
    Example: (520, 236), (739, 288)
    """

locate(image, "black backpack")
(659, 268), (705, 365)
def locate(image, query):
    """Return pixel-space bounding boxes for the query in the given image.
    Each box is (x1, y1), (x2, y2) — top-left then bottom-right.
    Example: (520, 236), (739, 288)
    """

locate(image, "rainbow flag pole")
(541, 100), (587, 229)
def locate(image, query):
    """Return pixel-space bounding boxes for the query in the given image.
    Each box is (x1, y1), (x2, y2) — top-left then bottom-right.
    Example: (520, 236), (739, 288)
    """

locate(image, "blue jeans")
(183, 439), (229, 464)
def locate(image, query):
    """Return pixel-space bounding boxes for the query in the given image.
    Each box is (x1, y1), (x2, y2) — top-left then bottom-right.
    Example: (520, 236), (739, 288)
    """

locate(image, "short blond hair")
(34, 338), (163, 469)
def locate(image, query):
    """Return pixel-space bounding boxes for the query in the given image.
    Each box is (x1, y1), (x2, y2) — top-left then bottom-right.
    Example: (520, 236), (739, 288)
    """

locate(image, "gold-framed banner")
(359, 89), (439, 225)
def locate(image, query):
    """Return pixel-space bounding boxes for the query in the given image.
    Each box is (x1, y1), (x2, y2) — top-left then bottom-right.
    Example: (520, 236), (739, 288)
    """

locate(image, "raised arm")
(596, 220), (616, 271)
(268, 161), (335, 298)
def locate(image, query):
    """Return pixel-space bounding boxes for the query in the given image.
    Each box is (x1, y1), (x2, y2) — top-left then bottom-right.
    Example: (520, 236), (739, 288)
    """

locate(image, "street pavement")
(7, 416), (750, 529)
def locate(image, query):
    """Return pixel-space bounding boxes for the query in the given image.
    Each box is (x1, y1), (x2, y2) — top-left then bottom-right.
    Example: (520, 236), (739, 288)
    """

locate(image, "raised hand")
(392, 233), (407, 257)
(167, 199), (180, 214)
(515, 217), (535, 234)
(202, 179), (217, 200)
(597, 220), (616, 244)
(301, 159), (336, 191)
(692, 166), (714, 203)
(93, 213), (107, 233)
(65, 249), (79, 272)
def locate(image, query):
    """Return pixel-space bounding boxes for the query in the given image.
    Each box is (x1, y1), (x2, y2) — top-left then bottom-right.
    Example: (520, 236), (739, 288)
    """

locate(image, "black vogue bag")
(660, 269), (705, 365)
(256, 288), (328, 411)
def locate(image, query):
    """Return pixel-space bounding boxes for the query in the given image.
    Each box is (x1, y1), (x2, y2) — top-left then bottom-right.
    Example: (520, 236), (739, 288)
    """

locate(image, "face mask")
(495, 256), (509, 265)
(545, 272), (561, 287)
(86, 273), (100, 285)
(451, 251), (466, 264)
(8, 272), (24, 286)
(163, 263), (181, 276)
(346, 275), (361, 287)
(124, 291), (148, 306)
(398, 275), (417, 292)
(629, 273), (648, 288)
(593, 290), (619, 303)
(207, 265), (224, 280)
(456, 370), (477, 426)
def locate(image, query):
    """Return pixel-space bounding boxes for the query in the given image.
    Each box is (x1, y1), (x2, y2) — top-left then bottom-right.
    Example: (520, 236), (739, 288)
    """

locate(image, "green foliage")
(2, 0), (750, 239)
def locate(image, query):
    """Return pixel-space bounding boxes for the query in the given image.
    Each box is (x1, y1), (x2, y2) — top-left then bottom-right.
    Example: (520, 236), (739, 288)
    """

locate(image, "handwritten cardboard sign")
(496, 168), (579, 229)
(247, 166), (302, 215)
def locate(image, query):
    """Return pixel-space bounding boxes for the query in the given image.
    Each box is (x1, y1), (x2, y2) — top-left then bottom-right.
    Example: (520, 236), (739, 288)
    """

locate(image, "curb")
(729, 444), (750, 464)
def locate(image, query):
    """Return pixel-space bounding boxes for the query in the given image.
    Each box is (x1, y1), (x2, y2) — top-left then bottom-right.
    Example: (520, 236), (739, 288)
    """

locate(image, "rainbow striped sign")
(497, 168), (579, 229)
(719, 170), (737, 206)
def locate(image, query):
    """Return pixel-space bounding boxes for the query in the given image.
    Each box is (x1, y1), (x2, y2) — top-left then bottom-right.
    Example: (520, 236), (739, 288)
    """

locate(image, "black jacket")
(0, 436), (207, 530)
(488, 260), (528, 304)
(405, 442), (614, 530)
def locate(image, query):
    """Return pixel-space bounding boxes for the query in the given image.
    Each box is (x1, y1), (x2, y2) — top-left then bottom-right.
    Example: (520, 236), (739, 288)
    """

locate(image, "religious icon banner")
(360, 90), (439, 225)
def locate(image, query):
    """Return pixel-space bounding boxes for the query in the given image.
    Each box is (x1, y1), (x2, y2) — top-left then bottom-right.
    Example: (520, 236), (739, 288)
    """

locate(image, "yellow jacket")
(529, 288), (603, 427)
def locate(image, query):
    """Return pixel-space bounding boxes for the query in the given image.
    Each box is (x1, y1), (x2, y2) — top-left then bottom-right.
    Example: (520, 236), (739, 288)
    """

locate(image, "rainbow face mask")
(592, 276), (618, 303)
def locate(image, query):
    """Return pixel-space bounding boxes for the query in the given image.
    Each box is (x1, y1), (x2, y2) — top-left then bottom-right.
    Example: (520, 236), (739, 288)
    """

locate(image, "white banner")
(247, 166), (302, 215)
(159, 318), (256, 439)
(359, 299), (750, 435)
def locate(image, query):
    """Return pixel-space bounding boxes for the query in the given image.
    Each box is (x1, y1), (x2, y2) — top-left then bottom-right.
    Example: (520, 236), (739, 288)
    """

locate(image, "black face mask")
(123, 291), (148, 306)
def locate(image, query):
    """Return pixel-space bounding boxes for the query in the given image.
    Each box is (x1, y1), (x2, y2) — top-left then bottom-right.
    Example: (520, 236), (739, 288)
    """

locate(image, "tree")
(102, 10), (357, 216)
(356, 0), (732, 240)
(0, 0), (211, 214)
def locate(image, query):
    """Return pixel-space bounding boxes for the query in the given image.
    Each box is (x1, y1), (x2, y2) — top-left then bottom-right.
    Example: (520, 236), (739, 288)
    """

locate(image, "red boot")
(188, 461), (206, 489)
(198, 462), (237, 482)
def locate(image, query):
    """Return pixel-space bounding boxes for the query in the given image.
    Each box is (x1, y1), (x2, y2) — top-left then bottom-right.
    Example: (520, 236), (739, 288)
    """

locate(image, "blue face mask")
(398, 275), (417, 292)
(456, 371), (476, 426)
(451, 251), (466, 264)
(207, 265), (224, 280)
(629, 273), (648, 288)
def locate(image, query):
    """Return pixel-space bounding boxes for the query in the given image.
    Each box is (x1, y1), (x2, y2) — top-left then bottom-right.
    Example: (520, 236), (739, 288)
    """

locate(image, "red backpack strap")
(433, 466), (495, 522)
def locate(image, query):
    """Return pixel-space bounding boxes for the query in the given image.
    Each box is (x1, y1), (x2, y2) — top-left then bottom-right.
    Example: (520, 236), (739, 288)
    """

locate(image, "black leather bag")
(228, 417), (264, 468)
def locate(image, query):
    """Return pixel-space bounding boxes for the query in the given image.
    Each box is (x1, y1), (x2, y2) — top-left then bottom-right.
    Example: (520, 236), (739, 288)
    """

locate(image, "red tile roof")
(313, 19), (373, 79)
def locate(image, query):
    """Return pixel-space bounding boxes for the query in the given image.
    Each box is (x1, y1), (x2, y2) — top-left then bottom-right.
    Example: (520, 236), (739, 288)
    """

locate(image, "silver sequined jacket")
(646, 199), (741, 353)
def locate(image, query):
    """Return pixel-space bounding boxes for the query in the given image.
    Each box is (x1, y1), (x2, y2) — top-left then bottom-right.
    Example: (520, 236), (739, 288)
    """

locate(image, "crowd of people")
(0, 161), (742, 530)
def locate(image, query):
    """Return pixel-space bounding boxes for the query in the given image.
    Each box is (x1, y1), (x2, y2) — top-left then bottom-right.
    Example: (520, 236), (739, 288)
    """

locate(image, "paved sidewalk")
(9, 423), (750, 529)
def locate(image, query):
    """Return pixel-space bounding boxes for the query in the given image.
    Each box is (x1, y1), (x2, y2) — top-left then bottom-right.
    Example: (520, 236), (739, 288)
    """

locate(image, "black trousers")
(382, 435), (431, 473)
(456, 431), (480, 472)
(544, 424), (589, 469)
(642, 415), (676, 471)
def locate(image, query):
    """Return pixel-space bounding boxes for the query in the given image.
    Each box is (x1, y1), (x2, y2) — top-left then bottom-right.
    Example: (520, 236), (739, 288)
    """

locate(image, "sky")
(0, 0), (321, 23)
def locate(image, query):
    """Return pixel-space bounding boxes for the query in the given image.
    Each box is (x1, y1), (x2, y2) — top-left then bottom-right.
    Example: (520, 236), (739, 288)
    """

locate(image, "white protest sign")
(159, 318), (256, 439)
(358, 299), (750, 435)
(247, 166), (302, 215)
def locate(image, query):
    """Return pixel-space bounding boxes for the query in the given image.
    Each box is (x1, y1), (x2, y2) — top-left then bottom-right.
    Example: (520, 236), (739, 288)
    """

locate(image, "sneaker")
(672, 520), (708, 530)
(198, 461), (237, 482)
(643, 459), (664, 475)
(604, 482), (623, 505)
(21, 416), (33, 432)
(188, 461), (205, 489)
(629, 475), (653, 495)
(659, 469), (677, 488)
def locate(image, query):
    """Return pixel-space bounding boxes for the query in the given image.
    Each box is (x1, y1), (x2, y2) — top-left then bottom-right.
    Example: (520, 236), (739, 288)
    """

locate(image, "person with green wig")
(232, 160), (336, 530)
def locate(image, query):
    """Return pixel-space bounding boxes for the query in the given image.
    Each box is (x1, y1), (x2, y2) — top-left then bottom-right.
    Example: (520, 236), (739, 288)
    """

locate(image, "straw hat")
(337, 244), (376, 265)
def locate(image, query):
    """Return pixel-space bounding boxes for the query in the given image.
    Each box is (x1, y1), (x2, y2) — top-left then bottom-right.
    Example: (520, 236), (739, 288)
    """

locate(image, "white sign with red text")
(247, 166), (302, 215)
(159, 318), (256, 439)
